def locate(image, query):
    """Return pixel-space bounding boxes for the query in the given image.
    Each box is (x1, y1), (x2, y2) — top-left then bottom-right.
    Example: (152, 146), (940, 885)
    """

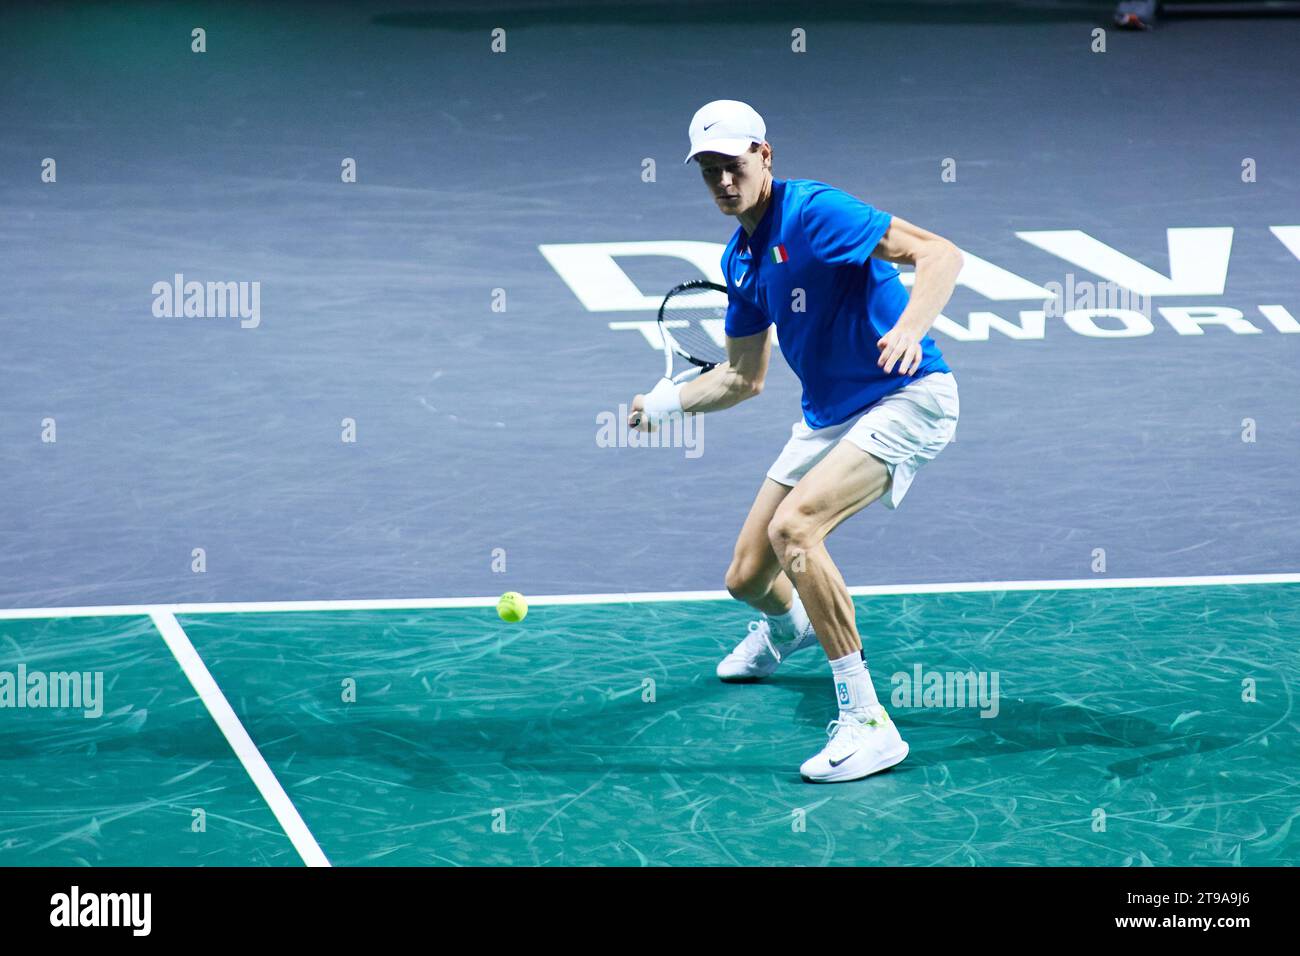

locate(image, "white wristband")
(641, 377), (685, 424)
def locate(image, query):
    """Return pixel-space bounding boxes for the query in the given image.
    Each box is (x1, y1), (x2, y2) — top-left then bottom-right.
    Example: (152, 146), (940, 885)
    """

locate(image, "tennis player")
(628, 100), (963, 783)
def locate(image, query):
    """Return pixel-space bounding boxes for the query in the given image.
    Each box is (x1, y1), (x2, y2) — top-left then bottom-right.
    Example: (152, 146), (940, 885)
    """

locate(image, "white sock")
(830, 651), (879, 713)
(766, 591), (811, 642)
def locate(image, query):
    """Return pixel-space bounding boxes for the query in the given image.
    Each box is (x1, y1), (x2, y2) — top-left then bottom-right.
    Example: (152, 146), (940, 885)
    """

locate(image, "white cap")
(684, 100), (766, 164)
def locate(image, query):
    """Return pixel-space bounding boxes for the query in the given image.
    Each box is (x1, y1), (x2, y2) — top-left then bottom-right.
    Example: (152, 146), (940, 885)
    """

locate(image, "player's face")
(696, 149), (767, 217)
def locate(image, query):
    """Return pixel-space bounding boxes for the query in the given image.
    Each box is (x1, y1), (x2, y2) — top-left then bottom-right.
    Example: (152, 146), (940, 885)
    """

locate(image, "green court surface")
(0, 616), (299, 865)
(2, 582), (1297, 866)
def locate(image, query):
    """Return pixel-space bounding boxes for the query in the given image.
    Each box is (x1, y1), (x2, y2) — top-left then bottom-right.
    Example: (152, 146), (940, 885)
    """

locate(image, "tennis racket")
(629, 280), (729, 429)
(656, 279), (729, 383)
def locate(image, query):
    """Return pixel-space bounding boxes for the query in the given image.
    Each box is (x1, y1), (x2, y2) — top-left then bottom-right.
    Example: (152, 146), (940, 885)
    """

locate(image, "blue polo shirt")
(723, 178), (950, 428)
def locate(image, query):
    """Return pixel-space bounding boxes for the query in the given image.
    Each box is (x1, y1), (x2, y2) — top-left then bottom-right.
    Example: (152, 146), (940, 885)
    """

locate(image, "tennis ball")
(497, 591), (528, 623)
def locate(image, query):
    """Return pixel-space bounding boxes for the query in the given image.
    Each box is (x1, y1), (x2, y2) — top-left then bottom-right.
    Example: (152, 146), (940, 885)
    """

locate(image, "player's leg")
(724, 477), (791, 615)
(769, 372), (960, 781)
(767, 441), (891, 662)
(766, 441), (905, 781)
(716, 477), (819, 681)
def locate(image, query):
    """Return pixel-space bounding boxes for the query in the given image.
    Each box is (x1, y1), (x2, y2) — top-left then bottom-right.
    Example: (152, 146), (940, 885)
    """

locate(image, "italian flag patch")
(769, 244), (789, 264)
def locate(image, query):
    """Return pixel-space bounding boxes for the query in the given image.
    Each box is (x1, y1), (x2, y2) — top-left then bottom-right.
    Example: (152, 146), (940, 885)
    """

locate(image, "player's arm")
(679, 325), (770, 413)
(629, 326), (770, 431)
(871, 216), (964, 374)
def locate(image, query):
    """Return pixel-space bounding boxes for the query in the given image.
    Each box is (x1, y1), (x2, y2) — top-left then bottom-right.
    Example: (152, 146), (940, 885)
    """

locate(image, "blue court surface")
(0, 0), (1297, 867)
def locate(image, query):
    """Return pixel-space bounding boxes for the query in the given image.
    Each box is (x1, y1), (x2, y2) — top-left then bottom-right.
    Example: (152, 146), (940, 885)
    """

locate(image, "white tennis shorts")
(766, 371), (960, 509)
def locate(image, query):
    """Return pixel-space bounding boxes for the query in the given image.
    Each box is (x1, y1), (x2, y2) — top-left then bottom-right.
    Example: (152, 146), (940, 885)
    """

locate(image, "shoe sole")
(717, 672), (774, 683)
(800, 742), (909, 784)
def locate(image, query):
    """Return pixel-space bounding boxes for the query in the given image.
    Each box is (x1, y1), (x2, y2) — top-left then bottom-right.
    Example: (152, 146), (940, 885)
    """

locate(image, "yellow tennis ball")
(497, 591), (527, 623)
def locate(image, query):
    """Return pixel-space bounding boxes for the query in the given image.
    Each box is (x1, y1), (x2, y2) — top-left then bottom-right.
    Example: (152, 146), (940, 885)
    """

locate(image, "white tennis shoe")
(716, 617), (819, 682)
(799, 705), (909, 783)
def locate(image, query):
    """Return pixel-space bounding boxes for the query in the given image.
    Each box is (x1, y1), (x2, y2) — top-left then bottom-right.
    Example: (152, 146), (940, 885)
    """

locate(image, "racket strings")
(667, 315), (726, 365)
(658, 282), (729, 376)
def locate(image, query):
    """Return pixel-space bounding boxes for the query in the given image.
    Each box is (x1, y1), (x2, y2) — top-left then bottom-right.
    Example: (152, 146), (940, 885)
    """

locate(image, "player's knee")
(769, 504), (821, 572)
(725, 559), (765, 601)
(767, 511), (813, 564)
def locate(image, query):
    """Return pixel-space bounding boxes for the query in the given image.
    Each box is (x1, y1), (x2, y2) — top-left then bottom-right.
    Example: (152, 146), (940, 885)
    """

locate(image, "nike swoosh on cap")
(703, 121), (719, 130)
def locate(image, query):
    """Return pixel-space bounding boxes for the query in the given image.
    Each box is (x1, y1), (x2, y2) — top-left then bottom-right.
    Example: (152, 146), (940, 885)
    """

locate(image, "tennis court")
(2, 0), (1298, 867)
(3, 576), (1297, 866)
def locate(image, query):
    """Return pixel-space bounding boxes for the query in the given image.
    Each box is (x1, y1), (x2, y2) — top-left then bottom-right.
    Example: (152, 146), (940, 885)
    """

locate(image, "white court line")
(0, 572), (1297, 620)
(150, 609), (330, 868)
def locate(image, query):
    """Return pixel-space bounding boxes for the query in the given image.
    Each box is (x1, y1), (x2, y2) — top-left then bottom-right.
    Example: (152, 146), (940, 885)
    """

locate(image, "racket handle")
(672, 363), (715, 384)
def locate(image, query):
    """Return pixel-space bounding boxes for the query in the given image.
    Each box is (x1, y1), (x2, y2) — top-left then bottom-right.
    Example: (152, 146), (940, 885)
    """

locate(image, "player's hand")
(877, 326), (923, 376)
(628, 393), (655, 432)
